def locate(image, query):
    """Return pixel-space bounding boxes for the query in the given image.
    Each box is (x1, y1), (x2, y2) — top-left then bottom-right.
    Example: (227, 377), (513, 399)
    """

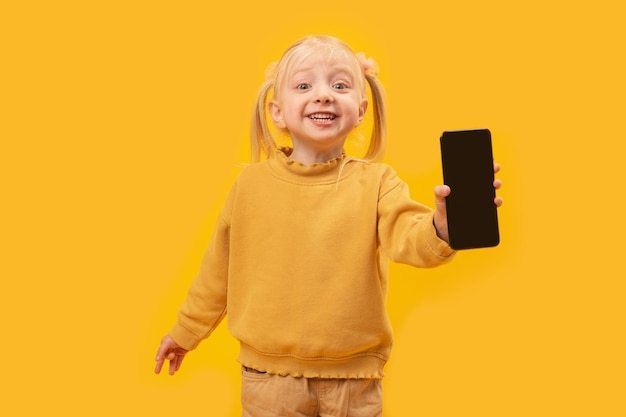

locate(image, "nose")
(313, 85), (334, 103)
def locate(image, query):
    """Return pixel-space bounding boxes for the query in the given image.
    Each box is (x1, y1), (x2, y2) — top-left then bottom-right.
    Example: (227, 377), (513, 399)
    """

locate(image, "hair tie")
(356, 52), (379, 78)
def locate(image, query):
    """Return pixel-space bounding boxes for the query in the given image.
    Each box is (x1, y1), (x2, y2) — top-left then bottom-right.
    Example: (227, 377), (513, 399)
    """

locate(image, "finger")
(494, 163), (501, 174)
(434, 185), (450, 200)
(155, 345), (167, 361)
(155, 349), (175, 374)
(174, 354), (185, 373)
(169, 358), (176, 375)
(434, 185), (450, 210)
(155, 336), (175, 360)
(493, 179), (502, 189)
(155, 357), (165, 374)
(154, 345), (170, 374)
(168, 354), (182, 376)
(494, 196), (503, 207)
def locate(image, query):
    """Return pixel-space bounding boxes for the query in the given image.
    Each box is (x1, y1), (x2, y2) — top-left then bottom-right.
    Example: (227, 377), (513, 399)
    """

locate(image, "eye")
(296, 83), (311, 90)
(333, 83), (348, 90)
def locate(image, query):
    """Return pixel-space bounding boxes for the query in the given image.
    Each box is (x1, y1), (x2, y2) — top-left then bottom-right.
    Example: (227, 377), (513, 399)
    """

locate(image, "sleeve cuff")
(423, 212), (456, 260)
(169, 323), (203, 351)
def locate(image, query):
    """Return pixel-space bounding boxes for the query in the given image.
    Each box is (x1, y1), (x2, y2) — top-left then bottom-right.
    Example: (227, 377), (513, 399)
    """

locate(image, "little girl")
(155, 35), (502, 416)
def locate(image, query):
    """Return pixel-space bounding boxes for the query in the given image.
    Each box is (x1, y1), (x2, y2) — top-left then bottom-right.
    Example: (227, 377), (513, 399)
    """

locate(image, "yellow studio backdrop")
(1, 0), (624, 415)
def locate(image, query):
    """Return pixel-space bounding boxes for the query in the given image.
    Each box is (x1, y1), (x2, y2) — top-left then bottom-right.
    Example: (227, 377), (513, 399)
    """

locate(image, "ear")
(357, 98), (368, 126)
(268, 100), (286, 129)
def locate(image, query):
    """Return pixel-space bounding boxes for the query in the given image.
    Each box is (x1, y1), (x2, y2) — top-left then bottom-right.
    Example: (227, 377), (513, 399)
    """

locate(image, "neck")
(288, 143), (345, 166)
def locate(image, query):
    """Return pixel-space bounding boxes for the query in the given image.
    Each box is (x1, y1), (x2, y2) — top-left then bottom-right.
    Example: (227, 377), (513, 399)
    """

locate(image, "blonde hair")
(250, 35), (387, 163)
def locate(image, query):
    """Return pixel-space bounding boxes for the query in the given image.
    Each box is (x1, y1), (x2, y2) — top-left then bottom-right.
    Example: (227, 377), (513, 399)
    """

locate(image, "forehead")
(289, 55), (356, 77)
(279, 45), (365, 91)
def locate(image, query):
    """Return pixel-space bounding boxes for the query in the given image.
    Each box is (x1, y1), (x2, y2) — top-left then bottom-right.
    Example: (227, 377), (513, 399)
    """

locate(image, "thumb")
(434, 185), (450, 212)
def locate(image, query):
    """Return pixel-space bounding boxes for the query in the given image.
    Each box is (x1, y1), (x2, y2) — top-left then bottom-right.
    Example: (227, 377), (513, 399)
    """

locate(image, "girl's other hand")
(154, 335), (189, 375)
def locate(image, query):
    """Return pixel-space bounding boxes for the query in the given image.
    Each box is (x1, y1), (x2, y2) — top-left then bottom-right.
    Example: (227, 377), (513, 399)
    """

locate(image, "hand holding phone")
(440, 129), (500, 250)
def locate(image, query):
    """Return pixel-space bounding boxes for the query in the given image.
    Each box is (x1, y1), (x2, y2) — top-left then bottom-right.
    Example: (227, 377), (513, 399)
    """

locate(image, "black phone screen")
(440, 129), (500, 250)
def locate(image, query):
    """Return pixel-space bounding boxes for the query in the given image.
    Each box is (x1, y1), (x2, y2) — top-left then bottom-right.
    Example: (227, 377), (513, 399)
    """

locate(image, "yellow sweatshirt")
(169, 148), (455, 379)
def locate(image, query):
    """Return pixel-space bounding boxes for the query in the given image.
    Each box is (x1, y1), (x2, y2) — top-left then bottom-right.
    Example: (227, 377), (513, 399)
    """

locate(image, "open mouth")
(308, 113), (336, 121)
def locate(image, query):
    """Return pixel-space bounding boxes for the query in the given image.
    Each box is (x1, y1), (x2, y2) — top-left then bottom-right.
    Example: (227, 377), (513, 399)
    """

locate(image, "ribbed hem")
(237, 343), (386, 379)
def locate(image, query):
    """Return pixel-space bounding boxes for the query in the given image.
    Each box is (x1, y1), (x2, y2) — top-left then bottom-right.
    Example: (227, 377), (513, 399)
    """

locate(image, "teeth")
(309, 113), (336, 120)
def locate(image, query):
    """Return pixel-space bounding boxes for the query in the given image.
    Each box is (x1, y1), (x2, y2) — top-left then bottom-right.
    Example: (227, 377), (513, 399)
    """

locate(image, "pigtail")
(362, 74), (387, 162)
(336, 73), (387, 187)
(250, 79), (276, 162)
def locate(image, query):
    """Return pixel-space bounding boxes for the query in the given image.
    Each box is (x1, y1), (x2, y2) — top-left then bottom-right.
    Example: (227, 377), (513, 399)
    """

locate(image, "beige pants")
(240, 367), (383, 417)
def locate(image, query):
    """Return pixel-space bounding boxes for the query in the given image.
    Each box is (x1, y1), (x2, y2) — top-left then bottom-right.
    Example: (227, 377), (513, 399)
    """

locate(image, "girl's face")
(269, 53), (368, 162)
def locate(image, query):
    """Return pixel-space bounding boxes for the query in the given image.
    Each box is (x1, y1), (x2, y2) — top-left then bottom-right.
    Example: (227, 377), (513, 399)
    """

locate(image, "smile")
(308, 113), (336, 121)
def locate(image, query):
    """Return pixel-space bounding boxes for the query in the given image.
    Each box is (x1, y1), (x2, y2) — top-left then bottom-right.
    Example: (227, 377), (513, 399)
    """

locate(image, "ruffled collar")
(266, 147), (356, 184)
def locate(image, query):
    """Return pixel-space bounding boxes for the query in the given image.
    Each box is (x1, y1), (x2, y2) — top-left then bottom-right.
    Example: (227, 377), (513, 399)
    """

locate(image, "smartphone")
(440, 129), (500, 250)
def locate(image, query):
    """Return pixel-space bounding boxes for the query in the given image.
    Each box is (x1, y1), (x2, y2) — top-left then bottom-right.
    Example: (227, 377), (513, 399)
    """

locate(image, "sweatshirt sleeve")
(377, 167), (456, 268)
(168, 187), (234, 351)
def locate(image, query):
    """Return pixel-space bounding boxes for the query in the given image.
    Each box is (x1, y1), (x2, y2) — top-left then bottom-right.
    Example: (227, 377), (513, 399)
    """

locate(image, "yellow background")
(2, 0), (624, 415)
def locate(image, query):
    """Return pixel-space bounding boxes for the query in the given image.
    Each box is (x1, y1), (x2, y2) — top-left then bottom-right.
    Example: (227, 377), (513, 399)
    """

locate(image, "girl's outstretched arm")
(433, 163), (503, 243)
(154, 335), (189, 376)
